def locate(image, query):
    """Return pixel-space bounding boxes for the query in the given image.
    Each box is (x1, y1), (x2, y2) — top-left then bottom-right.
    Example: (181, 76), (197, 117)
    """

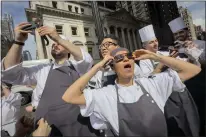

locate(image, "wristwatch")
(13, 40), (25, 46)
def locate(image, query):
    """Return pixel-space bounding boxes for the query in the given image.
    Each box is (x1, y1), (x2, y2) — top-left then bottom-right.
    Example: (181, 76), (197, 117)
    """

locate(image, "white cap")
(139, 25), (156, 42)
(59, 35), (70, 41)
(168, 17), (187, 33)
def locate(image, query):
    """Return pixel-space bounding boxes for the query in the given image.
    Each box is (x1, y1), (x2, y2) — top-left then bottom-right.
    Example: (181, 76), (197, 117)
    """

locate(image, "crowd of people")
(1, 16), (205, 137)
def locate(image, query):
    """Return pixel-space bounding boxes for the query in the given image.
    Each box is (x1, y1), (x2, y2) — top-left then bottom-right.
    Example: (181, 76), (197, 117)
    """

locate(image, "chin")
(123, 73), (133, 79)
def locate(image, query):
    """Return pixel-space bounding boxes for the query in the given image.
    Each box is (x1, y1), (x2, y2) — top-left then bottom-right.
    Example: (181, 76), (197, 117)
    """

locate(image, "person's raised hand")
(38, 26), (60, 42)
(183, 40), (197, 49)
(32, 118), (51, 137)
(25, 105), (34, 113)
(14, 22), (32, 43)
(97, 54), (114, 69)
(133, 49), (157, 60)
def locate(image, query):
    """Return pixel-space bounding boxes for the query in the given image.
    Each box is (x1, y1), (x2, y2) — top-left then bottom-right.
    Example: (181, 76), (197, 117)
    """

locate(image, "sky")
(1, 1), (205, 60)
(2, 1), (36, 59)
(177, 1), (205, 31)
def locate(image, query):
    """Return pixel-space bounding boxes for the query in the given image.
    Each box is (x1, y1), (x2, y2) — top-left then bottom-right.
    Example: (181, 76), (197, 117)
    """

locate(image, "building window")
(84, 28), (90, 37)
(81, 8), (84, 14)
(75, 7), (78, 13)
(68, 5), (72, 11)
(52, 1), (57, 8)
(88, 47), (93, 57)
(71, 27), (77, 35)
(55, 25), (63, 34)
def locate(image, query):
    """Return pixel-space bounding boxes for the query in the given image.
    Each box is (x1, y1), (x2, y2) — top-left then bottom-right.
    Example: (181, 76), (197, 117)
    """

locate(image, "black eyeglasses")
(99, 42), (117, 49)
(114, 52), (134, 63)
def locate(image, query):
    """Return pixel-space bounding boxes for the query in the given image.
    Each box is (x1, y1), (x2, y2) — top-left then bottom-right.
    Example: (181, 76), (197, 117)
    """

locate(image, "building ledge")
(35, 4), (93, 21)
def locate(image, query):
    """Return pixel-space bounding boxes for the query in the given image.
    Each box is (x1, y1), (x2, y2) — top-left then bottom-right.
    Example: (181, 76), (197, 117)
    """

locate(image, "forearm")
(62, 63), (101, 104)
(152, 63), (165, 74)
(4, 44), (23, 69)
(57, 38), (82, 61)
(153, 54), (201, 81)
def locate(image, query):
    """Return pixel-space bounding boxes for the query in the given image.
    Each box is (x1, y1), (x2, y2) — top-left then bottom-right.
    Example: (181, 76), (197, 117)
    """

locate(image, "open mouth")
(124, 64), (131, 69)
(153, 45), (158, 49)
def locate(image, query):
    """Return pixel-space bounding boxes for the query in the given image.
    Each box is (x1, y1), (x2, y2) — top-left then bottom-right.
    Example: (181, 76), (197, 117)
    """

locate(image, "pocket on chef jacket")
(47, 103), (78, 126)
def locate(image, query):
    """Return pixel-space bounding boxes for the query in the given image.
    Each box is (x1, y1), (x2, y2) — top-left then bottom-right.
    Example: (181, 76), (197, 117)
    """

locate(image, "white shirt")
(80, 69), (185, 135)
(1, 49), (93, 107)
(140, 51), (188, 76)
(1, 92), (22, 136)
(87, 64), (145, 130)
(193, 40), (205, 62)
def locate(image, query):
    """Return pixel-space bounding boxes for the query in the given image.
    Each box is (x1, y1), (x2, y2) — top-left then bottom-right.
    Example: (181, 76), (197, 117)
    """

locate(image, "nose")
(123, 55), (129, 62)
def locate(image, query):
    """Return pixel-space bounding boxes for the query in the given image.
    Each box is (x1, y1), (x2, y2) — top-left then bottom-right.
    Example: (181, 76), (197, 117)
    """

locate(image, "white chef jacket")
(183, 40), (205, 66)
(193, 40), (205, 62)
(80, 69), (185, 135)
(1, 49), (93, 107)
(139, 51), (169, 76)
(1, 92), (22, 136)
(139, 51), (188, 77)
(87, 63), (145, 130)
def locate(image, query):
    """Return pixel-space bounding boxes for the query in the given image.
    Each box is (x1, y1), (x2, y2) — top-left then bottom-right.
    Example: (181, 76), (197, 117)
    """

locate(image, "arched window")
(85, 41), (95, 46)
(73, 41), (84, 46)
(85, 41), (95, 57)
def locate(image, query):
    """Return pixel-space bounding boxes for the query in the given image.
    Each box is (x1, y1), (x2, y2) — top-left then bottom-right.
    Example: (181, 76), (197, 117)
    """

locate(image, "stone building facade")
(25, 1), (146, 61)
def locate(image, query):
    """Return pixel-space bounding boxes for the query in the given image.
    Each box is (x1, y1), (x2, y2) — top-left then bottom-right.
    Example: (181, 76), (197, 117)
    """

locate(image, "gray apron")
(114, 81), (167, 136)
(150, 57), (200, 136)
(35, 64), (98, 136)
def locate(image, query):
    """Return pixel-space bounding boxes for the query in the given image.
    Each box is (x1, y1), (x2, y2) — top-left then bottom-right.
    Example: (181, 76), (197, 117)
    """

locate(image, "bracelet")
(13, 40), (25, 46)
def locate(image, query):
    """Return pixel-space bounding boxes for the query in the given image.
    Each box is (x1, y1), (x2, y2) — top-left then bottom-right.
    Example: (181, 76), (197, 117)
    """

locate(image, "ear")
(142, 43), (146, 49)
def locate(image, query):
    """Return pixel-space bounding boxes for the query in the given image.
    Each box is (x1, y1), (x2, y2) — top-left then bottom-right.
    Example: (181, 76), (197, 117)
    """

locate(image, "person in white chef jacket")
(138, 24), (202, 136)
(88, 34), (144, 133)
(169, 17), (205, 136)
(138, 25), (173, 76)
(1, 82), (22, 136)
(168, 17), (205, 67)
(1, 22), (96, 136)
(138, 24), (188, 76)
(88, 34), (144, 89)
(62, 47), (201, 136)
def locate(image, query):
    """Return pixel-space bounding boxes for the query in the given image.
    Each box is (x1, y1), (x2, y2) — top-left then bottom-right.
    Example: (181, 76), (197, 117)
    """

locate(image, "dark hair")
(102, 34), (119, 44)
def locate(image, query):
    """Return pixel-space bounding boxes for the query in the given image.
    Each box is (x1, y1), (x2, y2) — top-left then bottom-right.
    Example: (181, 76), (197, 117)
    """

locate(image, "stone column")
(103, 27), (107, 36)
(107, 26), (110, 34)
(115, 27), (118, 38)
(132, 30), (138, 50)
(35, 29), (45, 59)
(121, 28), (126, 48)
(127, 29), (133, 51)
(136, 32), (142, 49)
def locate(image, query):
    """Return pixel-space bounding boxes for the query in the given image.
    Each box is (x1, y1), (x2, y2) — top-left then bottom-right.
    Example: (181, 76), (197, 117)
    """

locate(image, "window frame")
(81, 8), (84, 14)
(75, 7), (79, 13)
(68, 5), (72, 12)
(55, 24), (63, 35)
(71, 26), (79, 36)
(84, 27), (90, 37)
(52, 1), (57, 9)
